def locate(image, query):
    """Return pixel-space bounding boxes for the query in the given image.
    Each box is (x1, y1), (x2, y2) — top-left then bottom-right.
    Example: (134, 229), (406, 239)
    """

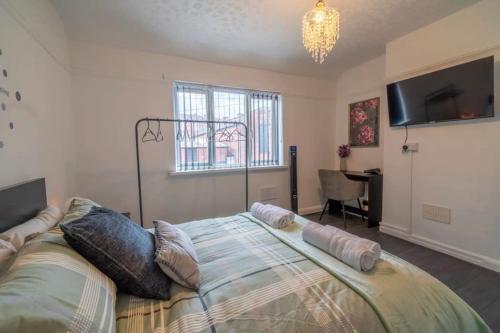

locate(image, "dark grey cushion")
(60, 206), (171, 299)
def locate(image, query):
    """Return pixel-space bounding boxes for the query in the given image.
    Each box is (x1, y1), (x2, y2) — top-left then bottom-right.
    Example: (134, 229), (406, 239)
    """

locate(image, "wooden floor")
(305, 212), (500, 332)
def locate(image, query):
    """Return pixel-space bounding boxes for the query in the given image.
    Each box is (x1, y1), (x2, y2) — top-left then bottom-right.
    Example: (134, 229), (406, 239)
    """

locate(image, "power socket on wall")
(422, 204), (451, 224)
(260, 187), (278, 202)
(402, 142), (418, 153)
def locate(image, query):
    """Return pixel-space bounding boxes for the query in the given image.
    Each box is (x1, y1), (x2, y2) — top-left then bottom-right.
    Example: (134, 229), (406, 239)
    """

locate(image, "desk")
(328, 171), (383, 228)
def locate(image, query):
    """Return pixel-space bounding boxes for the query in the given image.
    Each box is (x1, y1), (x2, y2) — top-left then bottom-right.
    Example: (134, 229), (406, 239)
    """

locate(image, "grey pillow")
(153, 220), (201, 290)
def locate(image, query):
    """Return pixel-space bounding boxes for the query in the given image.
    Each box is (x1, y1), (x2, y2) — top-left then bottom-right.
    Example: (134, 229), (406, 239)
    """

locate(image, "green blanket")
(116, 214), (490, 333)
(243, 213), (490, 333)
(0, 227), (117, 333)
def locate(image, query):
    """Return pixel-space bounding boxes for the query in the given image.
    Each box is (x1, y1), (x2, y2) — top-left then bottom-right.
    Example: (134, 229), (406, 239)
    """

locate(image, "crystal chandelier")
(302, 0), (340, 64)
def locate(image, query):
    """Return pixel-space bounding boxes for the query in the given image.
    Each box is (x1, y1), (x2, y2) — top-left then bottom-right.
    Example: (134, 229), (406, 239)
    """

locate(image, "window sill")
(169, 165), (288, 177)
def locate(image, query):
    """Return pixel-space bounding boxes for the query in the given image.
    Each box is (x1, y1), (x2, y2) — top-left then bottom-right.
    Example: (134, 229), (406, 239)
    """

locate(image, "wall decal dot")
(15, 91), (21, 102)
(0, 49), (2, 55)
(9, 122), (14, 130)
(0, 141), (3, 149)
(2, 69), (6, 77)
(1, 103), (5, 111)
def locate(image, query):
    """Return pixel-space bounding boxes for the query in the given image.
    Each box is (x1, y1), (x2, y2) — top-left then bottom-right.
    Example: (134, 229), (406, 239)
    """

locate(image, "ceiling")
(50, 0), (479, 79)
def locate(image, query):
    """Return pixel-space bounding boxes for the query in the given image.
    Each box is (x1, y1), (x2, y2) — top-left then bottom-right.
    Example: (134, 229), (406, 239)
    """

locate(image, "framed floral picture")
(349, 97), (379, 147)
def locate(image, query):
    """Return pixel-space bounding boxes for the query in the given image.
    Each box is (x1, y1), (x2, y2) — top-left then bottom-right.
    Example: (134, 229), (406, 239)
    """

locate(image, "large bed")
(0, 179), (491, 332)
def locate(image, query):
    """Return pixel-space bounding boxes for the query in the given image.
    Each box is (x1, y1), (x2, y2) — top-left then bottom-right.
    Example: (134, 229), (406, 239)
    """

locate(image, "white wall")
(3, 0), (498, 274)
(333, 56), (386, 172)
(70, 42), (336, 226)
(0, 0), (76, 206)
(381, 0), (500, 272)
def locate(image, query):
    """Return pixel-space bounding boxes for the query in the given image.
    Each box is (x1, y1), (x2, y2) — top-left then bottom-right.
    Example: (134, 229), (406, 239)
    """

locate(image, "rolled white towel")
(303, 222), (381, 271)
(250, 202), (294, 229)
(324, 225), (381, 259)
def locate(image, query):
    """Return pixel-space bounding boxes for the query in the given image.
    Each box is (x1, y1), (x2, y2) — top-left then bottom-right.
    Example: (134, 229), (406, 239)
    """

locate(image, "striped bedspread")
(0, 227), (117, 333)
(0, 209), (489, 333)
(116, 214), (490, 333)
(116, 214), (383, 332)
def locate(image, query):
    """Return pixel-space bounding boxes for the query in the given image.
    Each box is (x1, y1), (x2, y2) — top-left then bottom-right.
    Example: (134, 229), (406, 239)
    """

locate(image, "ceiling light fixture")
(302, 0), (340, 64)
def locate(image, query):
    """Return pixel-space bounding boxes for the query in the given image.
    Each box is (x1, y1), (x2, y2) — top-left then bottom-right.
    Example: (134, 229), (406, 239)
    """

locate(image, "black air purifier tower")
(289, 146), (298, 213)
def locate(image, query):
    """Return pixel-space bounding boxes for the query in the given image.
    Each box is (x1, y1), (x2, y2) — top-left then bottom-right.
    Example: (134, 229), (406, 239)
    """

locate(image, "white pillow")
(62, 197), (101, 215)
(0, 236), (17, 263)
(1, 206), (63, 250)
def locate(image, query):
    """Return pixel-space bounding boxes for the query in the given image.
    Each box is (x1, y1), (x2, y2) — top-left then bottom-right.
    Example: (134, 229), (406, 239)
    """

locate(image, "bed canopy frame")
(135, 118), (249, 227)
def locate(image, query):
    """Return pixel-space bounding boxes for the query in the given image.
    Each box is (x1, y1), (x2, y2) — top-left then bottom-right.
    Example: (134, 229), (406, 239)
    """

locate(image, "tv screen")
(387, 56), (494, 127)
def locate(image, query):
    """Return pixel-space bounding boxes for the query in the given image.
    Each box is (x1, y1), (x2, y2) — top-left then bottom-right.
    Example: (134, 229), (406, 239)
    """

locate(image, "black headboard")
(0, 178), (47, 233)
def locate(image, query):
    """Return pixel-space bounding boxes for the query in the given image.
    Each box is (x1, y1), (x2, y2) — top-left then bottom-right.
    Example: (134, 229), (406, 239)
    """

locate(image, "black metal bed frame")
(135, 118), (249, 227)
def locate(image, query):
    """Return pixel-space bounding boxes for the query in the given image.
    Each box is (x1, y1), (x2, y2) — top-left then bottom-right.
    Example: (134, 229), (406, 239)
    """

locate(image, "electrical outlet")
(260, 187), (278, 201)
(422, 204), (451, 224)
(402, 142), (419, 153)
(406, 142), (418, 152)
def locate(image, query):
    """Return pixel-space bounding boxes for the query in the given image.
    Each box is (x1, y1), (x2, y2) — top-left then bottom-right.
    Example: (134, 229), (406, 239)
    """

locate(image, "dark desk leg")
(328, 199), (341, 215)
(367, 175), (383, 228)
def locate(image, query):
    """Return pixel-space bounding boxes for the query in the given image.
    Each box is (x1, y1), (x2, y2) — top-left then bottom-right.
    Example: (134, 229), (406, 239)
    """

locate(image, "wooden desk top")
(341, 170), (382, 180)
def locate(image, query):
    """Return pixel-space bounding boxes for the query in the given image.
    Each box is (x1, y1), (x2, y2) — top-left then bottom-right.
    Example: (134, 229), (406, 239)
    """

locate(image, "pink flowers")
(337, 144), (351, 158)
(350, 107), (368, 127)
(357, 125), (375, 144)
(349, 97), (379, 147)
(365, 99), (379, 109)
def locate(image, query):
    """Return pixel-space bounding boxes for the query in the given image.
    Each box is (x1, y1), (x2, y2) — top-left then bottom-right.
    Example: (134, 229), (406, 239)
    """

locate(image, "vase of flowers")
(337, 144), (351, 172)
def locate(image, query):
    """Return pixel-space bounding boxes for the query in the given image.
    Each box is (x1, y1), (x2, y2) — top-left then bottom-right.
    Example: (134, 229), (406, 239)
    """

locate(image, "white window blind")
(174, 82), (282, 172)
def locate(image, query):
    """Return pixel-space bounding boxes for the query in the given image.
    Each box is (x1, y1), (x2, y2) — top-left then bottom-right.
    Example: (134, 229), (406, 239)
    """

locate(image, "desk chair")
(318, 170), (365, 229)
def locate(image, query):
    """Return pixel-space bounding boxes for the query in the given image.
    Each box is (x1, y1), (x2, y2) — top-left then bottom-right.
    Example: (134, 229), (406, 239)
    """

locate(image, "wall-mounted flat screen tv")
(387, 56), (494, 127)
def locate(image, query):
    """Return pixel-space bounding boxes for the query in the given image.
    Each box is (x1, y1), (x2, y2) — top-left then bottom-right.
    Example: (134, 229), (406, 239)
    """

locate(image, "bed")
(0, 179), (492, 333)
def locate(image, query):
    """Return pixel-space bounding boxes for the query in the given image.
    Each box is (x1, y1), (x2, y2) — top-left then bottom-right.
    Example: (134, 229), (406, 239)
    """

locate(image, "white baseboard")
(299, 205), (323, 215)
(380, 222), (500, 273)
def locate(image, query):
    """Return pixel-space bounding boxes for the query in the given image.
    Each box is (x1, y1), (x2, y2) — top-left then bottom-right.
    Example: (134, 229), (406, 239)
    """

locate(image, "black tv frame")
(387, 56), (495, 127)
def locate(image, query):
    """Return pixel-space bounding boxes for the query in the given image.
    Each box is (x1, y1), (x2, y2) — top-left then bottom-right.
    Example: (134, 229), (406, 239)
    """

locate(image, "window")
(174, 82), (282, 171)
(259, 124), (269, 153)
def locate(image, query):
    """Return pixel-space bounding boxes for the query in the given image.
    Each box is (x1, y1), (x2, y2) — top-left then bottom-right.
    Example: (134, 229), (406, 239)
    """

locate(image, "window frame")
(173, 81), (283, 173)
